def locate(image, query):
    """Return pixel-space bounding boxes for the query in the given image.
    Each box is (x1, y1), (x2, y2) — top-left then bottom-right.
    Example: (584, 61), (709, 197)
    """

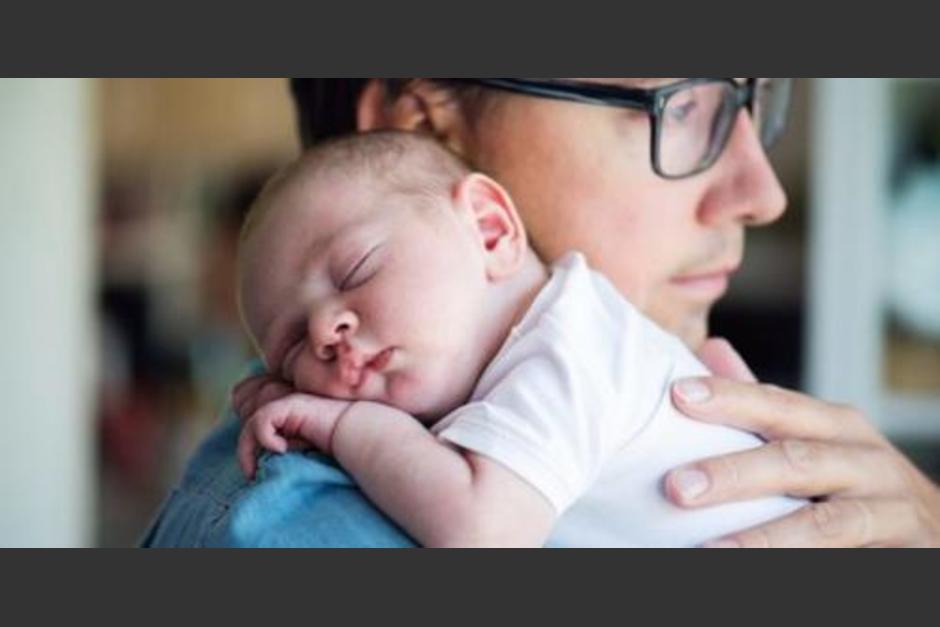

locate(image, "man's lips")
(670, 265), (739, 300)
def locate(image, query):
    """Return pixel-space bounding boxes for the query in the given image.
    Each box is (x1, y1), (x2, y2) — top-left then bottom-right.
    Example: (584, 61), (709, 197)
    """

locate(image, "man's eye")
(340, 245), (383, 291)
(666, 96), (697, 124)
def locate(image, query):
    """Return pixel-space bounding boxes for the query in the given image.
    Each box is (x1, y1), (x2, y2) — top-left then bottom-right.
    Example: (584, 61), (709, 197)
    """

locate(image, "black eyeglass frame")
(446, 77), (787, 180)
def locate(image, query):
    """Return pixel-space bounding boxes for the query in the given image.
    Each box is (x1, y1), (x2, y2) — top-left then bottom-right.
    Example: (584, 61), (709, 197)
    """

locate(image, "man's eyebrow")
(619, 78), (682, 88)
(579, 77), (684, 89)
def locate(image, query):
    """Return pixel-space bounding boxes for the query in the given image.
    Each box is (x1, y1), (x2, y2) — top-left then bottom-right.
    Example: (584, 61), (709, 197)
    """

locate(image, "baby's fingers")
(232, 375), (268, 414)
(237, 423), (260, 479)
(251, 407), (291, 455)
(232, 376), (293, 420)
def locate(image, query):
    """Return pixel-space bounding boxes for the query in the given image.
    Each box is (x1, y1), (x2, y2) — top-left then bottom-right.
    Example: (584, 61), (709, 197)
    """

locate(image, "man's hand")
(665, 338), (940, 548)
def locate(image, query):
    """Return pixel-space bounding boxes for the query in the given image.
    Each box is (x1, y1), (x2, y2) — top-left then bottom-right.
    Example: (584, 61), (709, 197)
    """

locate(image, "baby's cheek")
(291, 356), (328, 396)
(385, 372), (425, 414)
(385, 368), (446, 421)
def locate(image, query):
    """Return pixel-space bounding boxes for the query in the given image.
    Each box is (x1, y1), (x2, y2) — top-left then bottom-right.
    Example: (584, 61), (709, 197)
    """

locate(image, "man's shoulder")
(141, 412), (415, 548)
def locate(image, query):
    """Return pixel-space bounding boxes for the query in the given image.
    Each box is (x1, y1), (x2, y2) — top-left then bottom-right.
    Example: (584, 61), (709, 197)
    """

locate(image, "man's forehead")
(579, 78), (683, 88)
(580, 78), (751, 90)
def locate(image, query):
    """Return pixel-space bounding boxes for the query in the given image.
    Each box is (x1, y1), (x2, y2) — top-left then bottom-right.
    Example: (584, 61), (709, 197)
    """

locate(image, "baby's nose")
(310, 308), (358, 361)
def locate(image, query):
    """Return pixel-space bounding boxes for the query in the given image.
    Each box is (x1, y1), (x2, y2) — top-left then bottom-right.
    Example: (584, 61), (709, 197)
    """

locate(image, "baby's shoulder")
(537, 251), (694, 384)
(542, 252), (645, 341)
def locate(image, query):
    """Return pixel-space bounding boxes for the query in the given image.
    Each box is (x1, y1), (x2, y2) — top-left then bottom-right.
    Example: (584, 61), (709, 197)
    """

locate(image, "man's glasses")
(446, 78), (792, 180)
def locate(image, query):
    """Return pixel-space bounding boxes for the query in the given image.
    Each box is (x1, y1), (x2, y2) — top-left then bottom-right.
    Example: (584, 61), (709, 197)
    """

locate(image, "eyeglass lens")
(657, 79), (791, 177)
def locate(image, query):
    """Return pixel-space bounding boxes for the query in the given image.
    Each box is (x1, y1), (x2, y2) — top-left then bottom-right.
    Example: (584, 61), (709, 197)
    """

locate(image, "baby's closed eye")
(339, 244), (385, 291)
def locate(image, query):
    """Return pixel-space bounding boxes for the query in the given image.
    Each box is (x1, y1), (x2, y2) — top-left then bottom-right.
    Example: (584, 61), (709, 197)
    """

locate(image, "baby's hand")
(231, 373), (295, 421)
(237, 393), (354, 479)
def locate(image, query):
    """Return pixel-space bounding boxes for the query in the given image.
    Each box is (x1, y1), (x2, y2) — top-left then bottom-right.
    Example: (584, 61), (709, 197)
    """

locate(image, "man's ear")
(453, 173), (528, 281)
(356, 79), (472, 157)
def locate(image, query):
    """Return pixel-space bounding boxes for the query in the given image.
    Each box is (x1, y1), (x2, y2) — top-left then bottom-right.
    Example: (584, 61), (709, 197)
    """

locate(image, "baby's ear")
(453, 173), (528, 281)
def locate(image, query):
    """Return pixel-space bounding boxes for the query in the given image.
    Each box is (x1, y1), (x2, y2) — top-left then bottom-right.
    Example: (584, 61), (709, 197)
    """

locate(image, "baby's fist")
(237, 393), (353, 479)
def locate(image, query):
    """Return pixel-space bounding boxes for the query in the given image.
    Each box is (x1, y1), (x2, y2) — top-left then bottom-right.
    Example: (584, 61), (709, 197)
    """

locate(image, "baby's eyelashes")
(338, 244), (384, 292)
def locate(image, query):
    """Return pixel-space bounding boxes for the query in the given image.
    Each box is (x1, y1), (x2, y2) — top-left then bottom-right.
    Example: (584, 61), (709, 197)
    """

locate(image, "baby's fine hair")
(241, 130), (472, 243)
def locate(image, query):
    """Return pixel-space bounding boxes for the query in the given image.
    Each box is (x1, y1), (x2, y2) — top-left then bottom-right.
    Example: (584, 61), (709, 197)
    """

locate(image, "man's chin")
(674, 312), (709, 352)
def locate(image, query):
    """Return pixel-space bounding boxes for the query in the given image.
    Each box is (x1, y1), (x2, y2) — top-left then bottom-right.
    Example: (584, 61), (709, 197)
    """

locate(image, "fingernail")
(703, 539), (740, 549)
(675, 379), (712, 403)
(674, 468), (710, 501)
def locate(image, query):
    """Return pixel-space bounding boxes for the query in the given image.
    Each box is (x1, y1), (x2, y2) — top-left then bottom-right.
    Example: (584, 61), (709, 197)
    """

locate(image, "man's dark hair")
(290, 79), (372, 148)
(289, 79), (486, 149)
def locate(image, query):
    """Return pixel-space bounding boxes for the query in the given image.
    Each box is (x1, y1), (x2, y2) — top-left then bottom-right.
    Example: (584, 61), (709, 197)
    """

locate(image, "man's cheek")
(620, 273), (664, 317)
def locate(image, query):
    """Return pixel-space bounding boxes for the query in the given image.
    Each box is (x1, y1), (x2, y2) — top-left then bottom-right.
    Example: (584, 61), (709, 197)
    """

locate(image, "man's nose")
(308, 306), (358, 361)
(696, 110), (788, 228)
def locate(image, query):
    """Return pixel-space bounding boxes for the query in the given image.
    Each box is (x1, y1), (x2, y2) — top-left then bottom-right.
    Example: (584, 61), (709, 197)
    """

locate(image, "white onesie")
(432, 252), (804, 547)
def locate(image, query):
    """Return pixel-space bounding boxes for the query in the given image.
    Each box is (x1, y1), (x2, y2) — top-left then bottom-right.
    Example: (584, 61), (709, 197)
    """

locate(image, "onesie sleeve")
(433, 309), (671, 514)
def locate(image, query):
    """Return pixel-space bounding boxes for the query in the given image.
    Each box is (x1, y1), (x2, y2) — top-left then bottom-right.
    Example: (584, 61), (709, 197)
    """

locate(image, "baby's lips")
(332, 343), (360, 387)
(337, 357), (365, 389)
(367, 347), (394, 372)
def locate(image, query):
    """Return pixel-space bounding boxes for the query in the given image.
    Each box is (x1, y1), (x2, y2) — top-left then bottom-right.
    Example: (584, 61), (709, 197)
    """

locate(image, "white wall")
(807, 78), (887, 422)
(0, 79), (97, 546)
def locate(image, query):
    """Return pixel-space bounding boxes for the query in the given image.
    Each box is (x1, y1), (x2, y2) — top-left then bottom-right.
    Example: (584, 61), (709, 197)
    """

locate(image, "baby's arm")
(238, 394), (556, 548)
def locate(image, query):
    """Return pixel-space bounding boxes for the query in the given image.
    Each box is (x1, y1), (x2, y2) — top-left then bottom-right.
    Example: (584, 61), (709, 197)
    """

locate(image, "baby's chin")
(290, 361), (481, 425)
(392, 388), (461, 427)
(388, 372), (476, 427)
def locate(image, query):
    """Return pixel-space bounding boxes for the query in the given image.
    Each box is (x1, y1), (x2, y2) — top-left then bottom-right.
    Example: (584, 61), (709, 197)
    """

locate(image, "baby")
(234, 130), (804, 547)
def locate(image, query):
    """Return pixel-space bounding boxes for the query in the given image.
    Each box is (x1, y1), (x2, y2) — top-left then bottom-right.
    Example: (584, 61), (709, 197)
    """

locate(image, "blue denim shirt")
(141, 404), (416, 548)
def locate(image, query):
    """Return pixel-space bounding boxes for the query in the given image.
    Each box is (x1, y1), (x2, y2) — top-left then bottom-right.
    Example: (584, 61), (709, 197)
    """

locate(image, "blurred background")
(1, 78), (938, 547)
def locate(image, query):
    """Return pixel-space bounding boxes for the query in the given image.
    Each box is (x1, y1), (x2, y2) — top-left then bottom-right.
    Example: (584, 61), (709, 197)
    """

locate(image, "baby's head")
(238, 131), (541, 421)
